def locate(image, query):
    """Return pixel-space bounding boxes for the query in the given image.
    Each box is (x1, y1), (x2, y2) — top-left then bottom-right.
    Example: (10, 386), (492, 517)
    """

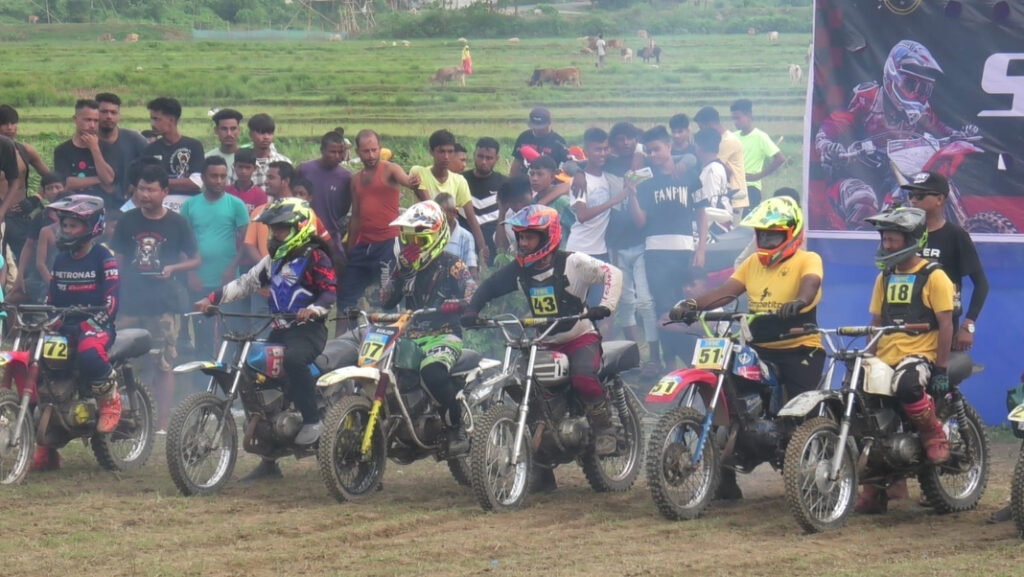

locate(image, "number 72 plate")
(692, 338), (728, 370)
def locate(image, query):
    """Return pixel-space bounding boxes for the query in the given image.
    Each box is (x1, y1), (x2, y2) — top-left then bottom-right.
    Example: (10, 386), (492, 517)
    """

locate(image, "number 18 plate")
(692, 338), (728, 370)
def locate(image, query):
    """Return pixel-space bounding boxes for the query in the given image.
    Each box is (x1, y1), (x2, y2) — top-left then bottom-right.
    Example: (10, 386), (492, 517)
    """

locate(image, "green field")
(0, 32), (810, 191)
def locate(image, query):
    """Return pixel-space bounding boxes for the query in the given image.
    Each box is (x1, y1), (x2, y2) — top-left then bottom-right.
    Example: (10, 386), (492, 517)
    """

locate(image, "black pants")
(270, 321), (328, 424)
(753, 345), (826, 402)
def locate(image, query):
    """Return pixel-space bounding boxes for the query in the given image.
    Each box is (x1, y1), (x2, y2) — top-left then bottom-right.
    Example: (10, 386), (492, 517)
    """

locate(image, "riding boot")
(30, 446), (61, 472)
(93, 372), (122, 434)
(530, 466), (558, 493)
(715, 467), (743, 500)
(886, 479), (909, 500)
(903, 395), (950, 464)
(585, 399), (617, 456)
(855, 484), (888, 514)
(445, 404), (470, 457)
(239, 459), (283, 483)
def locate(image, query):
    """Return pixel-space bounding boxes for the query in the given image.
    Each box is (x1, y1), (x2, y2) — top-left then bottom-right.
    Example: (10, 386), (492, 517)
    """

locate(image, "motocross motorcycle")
(1009, 397), (1024, 538)
(466, 312), (643, 512)
(644, 310), (829, 520)
(315, 307), (503, 502)
(826, 131), (1016, 233)
(780, 323), (988, 533)
(0, 304), (156, 485)
(165, 308), (360, 496)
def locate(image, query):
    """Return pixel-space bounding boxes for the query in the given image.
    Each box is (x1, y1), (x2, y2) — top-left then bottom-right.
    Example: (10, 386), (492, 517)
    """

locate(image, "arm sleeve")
(466, 263), (520, 313)
(96, 251), (120, 326)
(380, 267), (404, 311)
(567, 252), (623, 312)
(957, 231), (988, 320)
(304, 249), (337, 314)
(213, 257), (270, 304)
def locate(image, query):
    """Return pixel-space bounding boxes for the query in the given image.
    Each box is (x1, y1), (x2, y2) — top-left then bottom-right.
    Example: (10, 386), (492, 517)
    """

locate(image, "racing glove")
(817, 140), (846, 162)
(669, 298), (698, 322)
(460, 311), (481, 328)
(586, 306), (611, 321)
(930, 366), (950, 395)
(440, 300), (464, 316)
(778, 299), (807, 320)
(952, 124), (979, 140)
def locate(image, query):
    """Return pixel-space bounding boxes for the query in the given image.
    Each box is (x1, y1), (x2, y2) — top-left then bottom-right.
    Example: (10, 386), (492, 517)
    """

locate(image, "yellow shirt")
(410, 166), (472, 208)
(869, 260), (954, 366)
(719, 131), (748, 208)
(731, 249), (823, 350)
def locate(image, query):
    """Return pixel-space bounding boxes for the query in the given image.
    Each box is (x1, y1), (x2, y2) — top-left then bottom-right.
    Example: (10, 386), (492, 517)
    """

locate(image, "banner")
(808, 0), (1024, 238)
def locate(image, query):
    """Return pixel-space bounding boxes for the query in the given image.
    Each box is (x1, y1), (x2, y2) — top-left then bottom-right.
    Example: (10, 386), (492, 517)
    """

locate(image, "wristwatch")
(963, 322), (976, 334)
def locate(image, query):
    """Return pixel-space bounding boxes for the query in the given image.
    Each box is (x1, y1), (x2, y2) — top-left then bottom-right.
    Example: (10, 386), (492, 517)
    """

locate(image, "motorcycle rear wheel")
(448, 457), (471, 487)
(92, 375), (156, 472)
(469, 404), (531, 512)
(581, 389), (643, 493)
(918, 401), (989, 513)
(783, 417), (857, 533)
(318, 395), (387, 503)
(645, 407), (719, 520)
(165, 392), (237, 496)
(0, 389), (33, 485)
(1011, 442), (1024, 539)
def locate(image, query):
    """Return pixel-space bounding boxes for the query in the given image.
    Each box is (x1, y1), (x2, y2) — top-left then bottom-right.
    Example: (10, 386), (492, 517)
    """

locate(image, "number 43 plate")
(692, 338), (728, 370)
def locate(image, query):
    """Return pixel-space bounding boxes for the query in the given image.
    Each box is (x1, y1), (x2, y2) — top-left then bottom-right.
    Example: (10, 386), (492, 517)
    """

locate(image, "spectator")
(437, 192), (478, 279)
(205, 108), (244, 184)
(143, 97), (204, 194)
(694, 128), (731, 223)
(339, 129), (421, 333)
(290, 177), (314, 203)
(298, 130), (351, 266)
(247, 113), (290, 188)
(694, 106), (748, 215)
(528, 155), (573, 246)
(451, 142), (468, 174)
(410, 129), (488, 264)
(510, 107), (569, 178)
(669, 113), (697, 161)
(605, 122), (644, 178)
(11, 171), (65, 303)
(463, 137), (506, 265)
(179, 156), (249, 355)
(52, 99), (119, 213)
(494, 176), (534, 259)
(730, 99), (786, 210)
(113, 164), (200, 430)
(0, 104), (49, 205)
(1, 105), (50, 262)
(225, 148), (267, 212)
(596, 33), (607, 69)
(95, 93), (147, 203)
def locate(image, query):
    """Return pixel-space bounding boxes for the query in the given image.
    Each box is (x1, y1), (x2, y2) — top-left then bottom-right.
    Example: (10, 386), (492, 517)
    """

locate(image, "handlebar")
(786, 322), (931, 337)
(185, 306), (297, 321)
(3, 304), (108, 331)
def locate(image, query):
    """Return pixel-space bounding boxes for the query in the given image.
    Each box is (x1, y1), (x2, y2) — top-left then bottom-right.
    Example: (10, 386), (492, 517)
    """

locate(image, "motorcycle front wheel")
(783, 417), (857, 533)
(918, 401), (989, 513)
(92, 375), (156, 471)
(645, 407), (719, 520)
(1011, 442), (1024, 539)
(165, 392), (237, 496)
(469, 404), (531, 512)
(0, 390), (33, 485)
(318, 395), (386, 503)
(581, 388), (643, 493)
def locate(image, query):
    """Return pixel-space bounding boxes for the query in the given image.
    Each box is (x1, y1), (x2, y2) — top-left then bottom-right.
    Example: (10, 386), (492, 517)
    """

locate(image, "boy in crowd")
(730, 99), (786, 210)
(248, 113), (290, 188)
(493, 176), (534, 258)
(206, 108), (244, 184)
(695, 128), (731, 221)
(463, 137), (506, 265)
(12, 172), (66, 303)
(143, 97), (204, 194)
(226, 149), (267, 212)
(437, 192), (478, 279)
(528, 155), (573, 245)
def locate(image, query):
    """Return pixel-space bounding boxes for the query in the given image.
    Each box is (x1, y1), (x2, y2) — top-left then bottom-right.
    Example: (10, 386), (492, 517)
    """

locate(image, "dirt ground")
(2, 435), (1023, 577)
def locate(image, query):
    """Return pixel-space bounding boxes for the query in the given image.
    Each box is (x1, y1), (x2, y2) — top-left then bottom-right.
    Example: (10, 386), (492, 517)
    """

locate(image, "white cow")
(768, 31), (779, 44)
(789, 63), (803, 84)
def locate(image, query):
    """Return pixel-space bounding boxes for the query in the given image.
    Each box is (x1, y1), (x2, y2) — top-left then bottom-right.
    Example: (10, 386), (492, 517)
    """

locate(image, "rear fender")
(646, 368), (729, 425)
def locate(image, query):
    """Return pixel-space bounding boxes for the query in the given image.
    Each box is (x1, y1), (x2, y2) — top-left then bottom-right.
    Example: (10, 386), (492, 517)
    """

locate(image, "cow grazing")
(508, 37), (520, 45)
(28, 14), (39, 24)
(607, 39), (624, 49)
(98, 33), (114, 42)
(639, 45), (661, 64)
(747, 27), (756, 36)
(458, 37), (468, 44)
(329, 33), (343, 42)
(788, 63), (803, 84)
(579, 47), (594, 55)
(767, 31), (779, 43)
(637, 29), (648, 39)
(430, 66), (466, 87)
(125, 33), (139, 43)
(622, 47), (633, 64)
(401, 40), (410, 47)
(528, 67), (581, 87)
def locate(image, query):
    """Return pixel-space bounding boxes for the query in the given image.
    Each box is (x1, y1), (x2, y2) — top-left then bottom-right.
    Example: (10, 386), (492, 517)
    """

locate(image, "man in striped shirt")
(462, 137), (505, 266)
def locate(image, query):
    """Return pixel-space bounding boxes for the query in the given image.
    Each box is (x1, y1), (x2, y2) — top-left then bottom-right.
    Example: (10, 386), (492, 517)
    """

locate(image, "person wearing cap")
(510, 107), (569, 179)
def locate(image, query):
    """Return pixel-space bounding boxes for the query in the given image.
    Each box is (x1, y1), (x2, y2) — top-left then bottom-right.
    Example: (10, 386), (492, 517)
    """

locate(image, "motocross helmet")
(508, 204), (562, 268)
(256, 198), (316, 260)
(740, 196), (804, 267)
(865, 207), (928, 270)
(391, 200), (449, 272)
(882, 40), (943, 125)
(49, 194), (105, 253)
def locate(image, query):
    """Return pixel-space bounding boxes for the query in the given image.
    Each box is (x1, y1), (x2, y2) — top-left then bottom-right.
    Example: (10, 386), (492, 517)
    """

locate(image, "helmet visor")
(400, 231), (431, 247)
(897, 74), (933, 103)
(756, 229), (787, 250)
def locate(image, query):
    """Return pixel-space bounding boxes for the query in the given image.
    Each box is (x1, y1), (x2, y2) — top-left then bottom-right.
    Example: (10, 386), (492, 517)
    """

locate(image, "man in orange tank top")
(339, 130), (421, 332)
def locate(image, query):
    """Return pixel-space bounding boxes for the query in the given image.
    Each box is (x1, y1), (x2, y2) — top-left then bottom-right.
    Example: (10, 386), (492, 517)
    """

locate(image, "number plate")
(648, 375), (681, 398)
(529, 286), (558, 316)
(692, 338), (728, 370)
(42, 335), (70, 361)
(886, 274), (914, 304)
(359, 329), (395, 365)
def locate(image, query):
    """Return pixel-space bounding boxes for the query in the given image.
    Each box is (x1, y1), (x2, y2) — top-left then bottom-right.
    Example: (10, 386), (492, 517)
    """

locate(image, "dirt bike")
(315, 307), (503, 502)
(779, 323), (989, 533)
(165, 308), (359, 496)
(0, 304), (156, 485)
(466, 312), (643, 512)
(644, 310), (830, 520)
(828, 131), (1016, 233)
(1009, 400), (1024, 538)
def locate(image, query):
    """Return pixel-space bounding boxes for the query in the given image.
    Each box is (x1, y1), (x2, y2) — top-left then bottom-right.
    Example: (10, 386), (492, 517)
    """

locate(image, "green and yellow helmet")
(256, 198), (317, 260)
(740, 196), (804, 267)
(391, 200), (450, 272)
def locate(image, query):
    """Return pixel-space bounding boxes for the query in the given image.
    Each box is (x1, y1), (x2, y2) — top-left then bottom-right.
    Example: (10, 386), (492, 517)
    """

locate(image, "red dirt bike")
(0, 304), (156, 485)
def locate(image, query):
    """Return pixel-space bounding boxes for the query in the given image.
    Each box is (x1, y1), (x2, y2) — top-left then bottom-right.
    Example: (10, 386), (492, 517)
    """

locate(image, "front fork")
(511, 345), (539, 466)
(212, 341), (250, 446)
(361, 374), (389, 458)
(691, 375), (725, 468)
(7, 340), (43, 449)
(829, 357), (862, 481)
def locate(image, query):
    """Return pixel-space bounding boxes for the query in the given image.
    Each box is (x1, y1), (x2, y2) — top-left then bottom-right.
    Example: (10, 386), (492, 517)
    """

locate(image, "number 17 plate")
(692, 338), (728, 370)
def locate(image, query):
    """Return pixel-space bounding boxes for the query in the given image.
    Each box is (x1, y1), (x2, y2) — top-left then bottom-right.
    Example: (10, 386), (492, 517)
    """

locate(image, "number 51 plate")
(692, 338), (728, 370)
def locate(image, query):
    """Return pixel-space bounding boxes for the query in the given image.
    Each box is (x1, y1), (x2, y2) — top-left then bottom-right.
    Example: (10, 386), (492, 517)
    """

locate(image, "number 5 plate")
(692, 338), (728, 370)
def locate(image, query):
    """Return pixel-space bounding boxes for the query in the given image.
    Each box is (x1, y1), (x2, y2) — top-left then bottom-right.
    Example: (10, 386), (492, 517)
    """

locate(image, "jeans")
(610, 244), (658, 343)
(338, 240), (396, 310)
(645, 249), (694, 317)
(270, 321), (328, 424)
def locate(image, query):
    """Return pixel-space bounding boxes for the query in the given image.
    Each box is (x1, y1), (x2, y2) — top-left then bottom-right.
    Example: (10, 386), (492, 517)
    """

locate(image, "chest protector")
(269, 247), (315, 314)
(517, 251), (585, 324)
(881, 261), (940, 329)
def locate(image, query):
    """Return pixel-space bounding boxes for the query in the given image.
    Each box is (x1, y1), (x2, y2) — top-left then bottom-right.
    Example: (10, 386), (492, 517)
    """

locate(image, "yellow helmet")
(391, 200), (450, 272)
(741, 196), (804, 267)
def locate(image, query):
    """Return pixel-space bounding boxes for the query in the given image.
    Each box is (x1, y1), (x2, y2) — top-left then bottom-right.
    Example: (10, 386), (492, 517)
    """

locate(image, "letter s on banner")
(978, 53), (1024, 117)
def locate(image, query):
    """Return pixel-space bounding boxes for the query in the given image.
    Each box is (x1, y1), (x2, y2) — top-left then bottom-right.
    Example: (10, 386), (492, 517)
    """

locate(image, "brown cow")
(528, 67), (581, 87)
(639, 45), (661, 64)
(606, 39), (624, 49)
(430, 65), (466, 87)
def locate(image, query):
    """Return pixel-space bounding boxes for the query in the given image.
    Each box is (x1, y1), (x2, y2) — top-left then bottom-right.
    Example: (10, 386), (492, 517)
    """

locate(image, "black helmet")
(49, 194), (105, 253)
(254, 198), (316, 259)
(864, 207), (927, 270)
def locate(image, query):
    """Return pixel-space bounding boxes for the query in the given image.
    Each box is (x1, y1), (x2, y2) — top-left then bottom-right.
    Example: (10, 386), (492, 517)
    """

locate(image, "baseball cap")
(528, 107), (551, 128)
(900, 171), (949, 196)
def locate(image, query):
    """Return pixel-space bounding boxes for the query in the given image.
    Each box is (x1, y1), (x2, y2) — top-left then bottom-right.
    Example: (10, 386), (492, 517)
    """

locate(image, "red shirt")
(352, 163), (400, 245)
(226, 184), (268, 213)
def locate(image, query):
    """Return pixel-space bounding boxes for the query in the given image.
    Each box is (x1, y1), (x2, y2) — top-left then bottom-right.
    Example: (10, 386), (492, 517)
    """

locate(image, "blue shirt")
(180, 192), (250, 288)
(444, 224), (477, 269)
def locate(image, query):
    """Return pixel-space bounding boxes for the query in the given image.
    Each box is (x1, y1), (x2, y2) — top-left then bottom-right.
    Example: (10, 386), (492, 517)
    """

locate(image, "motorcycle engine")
(555, 415), (589, 449)
(37, 376), (77, 405)
(241, 386), (286, 415)
(870, 432), (922, 469)
(272, 410), (303, 442)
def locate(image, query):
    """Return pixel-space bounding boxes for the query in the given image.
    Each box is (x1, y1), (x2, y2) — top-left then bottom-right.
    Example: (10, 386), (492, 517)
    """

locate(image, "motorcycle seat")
(947, 350), (974, 385)
(451, 349), (482, 375)
(599, 341), (640, 379)
(315, 336), (360, 373)
(109, 329), (153, 363)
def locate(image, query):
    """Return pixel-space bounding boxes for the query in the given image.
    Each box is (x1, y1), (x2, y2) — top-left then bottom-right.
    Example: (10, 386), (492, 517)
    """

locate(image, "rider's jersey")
(467, 250), (623, 345)
(732, 249), (823, 350)
(815, 82), (954, 150)
(869, 259), (954, 366)
(48, 243), (120, 327)
(381, 252), (476, 338)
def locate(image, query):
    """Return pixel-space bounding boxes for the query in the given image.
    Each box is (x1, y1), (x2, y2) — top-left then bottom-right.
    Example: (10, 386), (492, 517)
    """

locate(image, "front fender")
(0, 350), (30, 369)
(172, 361), (230, 376)
(646, 368), (717, 405)
(317, 366), (381, 388)
(778, 390), (843, 418)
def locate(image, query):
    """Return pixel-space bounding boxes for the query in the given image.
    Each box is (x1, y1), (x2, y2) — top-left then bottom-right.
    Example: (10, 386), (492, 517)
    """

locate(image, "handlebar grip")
(902, 323), (931, 332)
(522, 317), (550, 328)
(837, 326), (872, 337)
